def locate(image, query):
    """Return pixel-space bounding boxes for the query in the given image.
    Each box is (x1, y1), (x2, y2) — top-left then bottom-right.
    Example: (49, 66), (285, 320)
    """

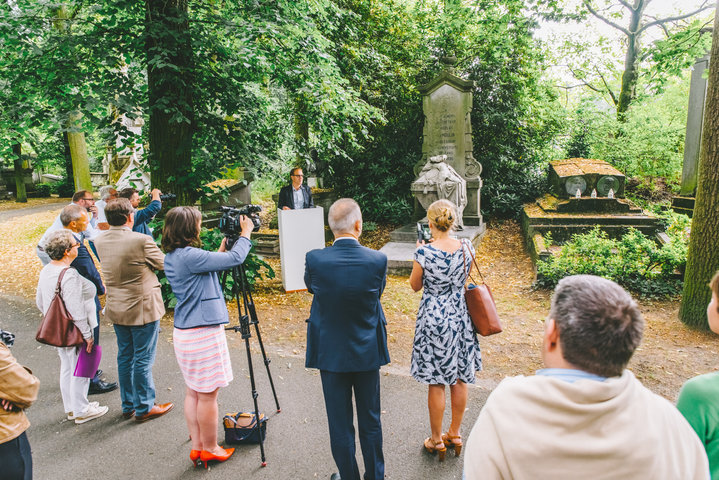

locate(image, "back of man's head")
(118, 187), (137, 200)
(549, 275), (643, 377)
(60, 204), (86, 227)
(105, 198), (133, 226)
(328, 198), (361, 236)
(72, 190), (90, 203)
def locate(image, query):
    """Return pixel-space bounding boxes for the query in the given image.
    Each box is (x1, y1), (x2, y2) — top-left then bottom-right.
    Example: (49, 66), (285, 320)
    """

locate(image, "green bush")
(150, 218), (275, 309)
(34, 183), (52, 197)
(535, 224), (688, 298)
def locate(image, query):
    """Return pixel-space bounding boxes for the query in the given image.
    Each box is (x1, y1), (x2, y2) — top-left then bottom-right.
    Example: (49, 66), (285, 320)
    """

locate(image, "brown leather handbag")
(461, 242), (502, 336)
(36, 268), (85, 347)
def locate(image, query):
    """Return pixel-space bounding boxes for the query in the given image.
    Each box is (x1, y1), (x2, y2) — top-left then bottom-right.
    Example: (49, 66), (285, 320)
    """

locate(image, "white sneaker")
(67, 402), (99, 420)
(74, 404), (109, 424)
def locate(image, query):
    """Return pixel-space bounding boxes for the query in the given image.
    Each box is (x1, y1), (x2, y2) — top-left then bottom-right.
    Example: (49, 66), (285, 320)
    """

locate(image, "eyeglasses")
(67, 243), (80, 250)
(81, 197), (94, 202)
(291, 174), (304, 178)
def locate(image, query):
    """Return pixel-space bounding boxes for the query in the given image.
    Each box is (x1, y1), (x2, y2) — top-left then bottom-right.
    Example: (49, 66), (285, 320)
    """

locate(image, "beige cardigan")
(464, 370), (709, 480)
(0, 343), (39, 444)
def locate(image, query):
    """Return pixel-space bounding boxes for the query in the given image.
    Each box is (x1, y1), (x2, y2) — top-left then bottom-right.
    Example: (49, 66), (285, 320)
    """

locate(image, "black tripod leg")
(239, 265), (281, 413)
(243, 332), (267, 466)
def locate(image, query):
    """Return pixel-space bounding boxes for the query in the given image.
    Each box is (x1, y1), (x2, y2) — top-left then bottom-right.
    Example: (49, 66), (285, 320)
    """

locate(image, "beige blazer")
(94, 226), (165, 326)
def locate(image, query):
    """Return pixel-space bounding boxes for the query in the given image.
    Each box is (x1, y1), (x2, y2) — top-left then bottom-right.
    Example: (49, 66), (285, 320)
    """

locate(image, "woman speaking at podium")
(162, 206), (254, 468)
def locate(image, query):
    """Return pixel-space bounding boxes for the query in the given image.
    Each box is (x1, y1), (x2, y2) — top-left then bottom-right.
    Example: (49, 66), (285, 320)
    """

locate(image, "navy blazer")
(70, 234), (105, 310)
(278, 184), (314, 210)
(304, 238), (390, 372)
(133, 200), (161, 236)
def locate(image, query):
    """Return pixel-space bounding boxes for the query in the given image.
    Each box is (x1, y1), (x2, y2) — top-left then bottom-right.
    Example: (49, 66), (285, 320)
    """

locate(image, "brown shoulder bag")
(461, 241), (503, 336)
(36, 268), (85, 347)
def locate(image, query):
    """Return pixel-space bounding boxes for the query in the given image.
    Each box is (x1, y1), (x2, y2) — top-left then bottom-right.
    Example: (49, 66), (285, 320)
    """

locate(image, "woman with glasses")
(35, 230), (109, 424)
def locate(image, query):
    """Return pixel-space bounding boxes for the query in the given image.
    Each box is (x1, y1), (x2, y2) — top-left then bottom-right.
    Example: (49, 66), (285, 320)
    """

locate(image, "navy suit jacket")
(133, 200), (161, 236)
(70, 235), (105, 310)
(304, 238), (390, 372)
(278, 184), (314, 210)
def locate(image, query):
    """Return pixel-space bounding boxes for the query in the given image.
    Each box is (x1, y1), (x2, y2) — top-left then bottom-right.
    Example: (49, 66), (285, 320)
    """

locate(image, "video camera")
(218, 205), (262, 240)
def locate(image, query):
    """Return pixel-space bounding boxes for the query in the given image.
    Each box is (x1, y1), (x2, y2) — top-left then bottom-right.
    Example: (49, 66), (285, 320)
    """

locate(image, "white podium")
(278, 207), (325, 292)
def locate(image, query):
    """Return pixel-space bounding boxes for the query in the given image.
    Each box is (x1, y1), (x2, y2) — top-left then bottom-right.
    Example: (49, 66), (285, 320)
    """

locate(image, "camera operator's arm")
(189, 237), (252, 274)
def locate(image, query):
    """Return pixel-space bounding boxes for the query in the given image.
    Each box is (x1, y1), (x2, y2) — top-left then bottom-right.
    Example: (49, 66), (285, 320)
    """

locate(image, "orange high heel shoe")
(190, 449), (201, 467)
(442, 432), (463, 456)
(424, 437), (447, 462)
(200, 447), (235, 469)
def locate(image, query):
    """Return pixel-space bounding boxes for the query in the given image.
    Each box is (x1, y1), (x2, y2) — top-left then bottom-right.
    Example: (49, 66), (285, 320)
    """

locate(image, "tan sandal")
(424, 437), (447, 461)
(442, 432), (463, 456)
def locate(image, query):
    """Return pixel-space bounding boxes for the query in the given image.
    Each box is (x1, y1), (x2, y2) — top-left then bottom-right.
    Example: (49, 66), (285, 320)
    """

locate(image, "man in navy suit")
(304, 198), (389, 480)
(60, 204), (118, 395)
(278, 167), (314, 210)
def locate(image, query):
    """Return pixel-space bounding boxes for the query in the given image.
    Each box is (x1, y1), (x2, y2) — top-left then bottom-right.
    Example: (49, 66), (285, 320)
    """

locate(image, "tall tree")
(567, 0), (713, 119)
(11, 143), (27, 203)
(679, 1), (719, 330)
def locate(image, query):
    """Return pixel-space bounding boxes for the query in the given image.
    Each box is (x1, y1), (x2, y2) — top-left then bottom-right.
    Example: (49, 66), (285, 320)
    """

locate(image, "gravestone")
(380, 58), (485, 273)
(672, 53), (710, 217)
(414, 57), (484, 228)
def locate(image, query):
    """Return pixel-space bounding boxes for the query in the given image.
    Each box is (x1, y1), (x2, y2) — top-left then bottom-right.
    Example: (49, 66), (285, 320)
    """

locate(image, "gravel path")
(0, 201), (66, 223)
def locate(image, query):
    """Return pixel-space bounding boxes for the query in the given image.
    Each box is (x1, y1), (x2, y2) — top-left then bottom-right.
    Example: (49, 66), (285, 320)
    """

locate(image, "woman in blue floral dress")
(409, 199), (482, 461)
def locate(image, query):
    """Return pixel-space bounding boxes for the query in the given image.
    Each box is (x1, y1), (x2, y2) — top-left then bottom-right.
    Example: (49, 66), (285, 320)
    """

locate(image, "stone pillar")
(680, 53), (710, 197)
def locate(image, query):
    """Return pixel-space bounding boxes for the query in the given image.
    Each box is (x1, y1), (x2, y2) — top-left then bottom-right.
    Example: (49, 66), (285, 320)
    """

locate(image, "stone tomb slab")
(549, 158), (625, 198)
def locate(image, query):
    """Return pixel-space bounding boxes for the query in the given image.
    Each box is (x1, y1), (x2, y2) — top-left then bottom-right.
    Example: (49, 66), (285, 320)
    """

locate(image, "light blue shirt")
(292, 186), (304, 209)
(536, 368), (607, 383)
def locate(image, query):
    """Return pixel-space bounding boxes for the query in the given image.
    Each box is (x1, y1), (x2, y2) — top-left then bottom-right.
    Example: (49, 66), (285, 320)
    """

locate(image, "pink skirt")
(173, 324), (233, 393)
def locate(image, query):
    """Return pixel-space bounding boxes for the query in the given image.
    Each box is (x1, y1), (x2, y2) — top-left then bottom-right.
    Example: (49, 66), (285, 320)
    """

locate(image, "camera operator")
(161, 206), (254, 467)
(118, 187), (162, 237)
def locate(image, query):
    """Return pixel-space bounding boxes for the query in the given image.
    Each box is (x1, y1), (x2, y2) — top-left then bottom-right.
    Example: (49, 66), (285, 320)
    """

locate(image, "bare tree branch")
(595, 68), (619, 106)
(582, 0), (631, 36)
(617, 0), (633, 10)
(566, 65), (605, 94)
(638, 3), (715, 34)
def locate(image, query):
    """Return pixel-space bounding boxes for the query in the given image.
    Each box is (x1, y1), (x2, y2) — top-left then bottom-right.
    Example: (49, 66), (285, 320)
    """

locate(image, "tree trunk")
(145, 0), (194, 205)
(12, 143), (27, 203)
(62, 132), (75, 186)
(616, 1), (645, 120)
(67, 116), (93, 192)
(679, 3), (719, 330)
(54, 6), (93, 192)
(294, 95), (309, 167)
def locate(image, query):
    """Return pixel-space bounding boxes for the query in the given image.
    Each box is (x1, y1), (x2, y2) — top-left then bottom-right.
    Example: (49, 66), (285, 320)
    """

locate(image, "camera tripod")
(221, 258), (281, 467)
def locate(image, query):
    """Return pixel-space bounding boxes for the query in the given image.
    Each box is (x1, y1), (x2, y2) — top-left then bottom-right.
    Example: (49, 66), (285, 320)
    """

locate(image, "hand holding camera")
(416, 222), (432, 247)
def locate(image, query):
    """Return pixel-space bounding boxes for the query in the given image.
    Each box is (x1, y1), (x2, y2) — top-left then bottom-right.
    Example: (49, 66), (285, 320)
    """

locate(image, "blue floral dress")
(411, 240), (482, 385)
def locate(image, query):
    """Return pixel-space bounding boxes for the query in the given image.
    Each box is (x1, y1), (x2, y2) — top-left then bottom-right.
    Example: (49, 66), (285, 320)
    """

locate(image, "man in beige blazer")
(94, 198), (173, 423)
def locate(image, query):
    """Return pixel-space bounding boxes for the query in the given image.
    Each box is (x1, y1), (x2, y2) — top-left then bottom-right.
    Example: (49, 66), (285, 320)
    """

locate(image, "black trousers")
(0, 431), (33, 480)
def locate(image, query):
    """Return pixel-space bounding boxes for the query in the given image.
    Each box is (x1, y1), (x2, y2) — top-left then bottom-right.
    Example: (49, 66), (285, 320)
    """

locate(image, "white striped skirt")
(173, 324), (233, 393)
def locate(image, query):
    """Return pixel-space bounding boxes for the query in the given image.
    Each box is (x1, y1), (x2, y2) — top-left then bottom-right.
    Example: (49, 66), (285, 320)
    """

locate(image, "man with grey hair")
(304, 198), (389, 480)
(463, 274), (709, 479)
(95, 185), (117, 230)
(58, 205), (118, 395)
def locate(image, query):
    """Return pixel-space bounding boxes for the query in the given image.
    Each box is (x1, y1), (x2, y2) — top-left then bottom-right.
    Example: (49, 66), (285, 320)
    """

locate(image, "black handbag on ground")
(223, 411), (267, 444)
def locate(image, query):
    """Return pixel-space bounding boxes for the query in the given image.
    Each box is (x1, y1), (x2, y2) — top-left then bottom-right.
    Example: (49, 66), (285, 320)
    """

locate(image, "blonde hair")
(427, 199), (456, 232)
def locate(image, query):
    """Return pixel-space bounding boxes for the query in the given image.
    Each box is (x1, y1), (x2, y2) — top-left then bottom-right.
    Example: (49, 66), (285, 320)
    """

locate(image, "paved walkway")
(2, 293), (488, 480)
(0, 201), (67, 223)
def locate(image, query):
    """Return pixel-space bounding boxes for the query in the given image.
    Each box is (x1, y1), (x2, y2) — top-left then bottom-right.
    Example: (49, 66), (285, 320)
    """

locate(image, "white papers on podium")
(278, 207), (325, 292)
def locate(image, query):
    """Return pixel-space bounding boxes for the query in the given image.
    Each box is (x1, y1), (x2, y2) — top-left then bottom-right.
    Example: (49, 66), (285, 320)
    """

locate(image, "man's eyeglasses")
(68, 243), (81, 250)
(81, 197), (94, 202)
(291, 174), (304, 178)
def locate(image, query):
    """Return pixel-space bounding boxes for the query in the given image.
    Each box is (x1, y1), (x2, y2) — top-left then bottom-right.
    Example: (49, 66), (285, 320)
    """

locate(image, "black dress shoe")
(88, 379), (118, 395)
(330, 474), (341, 480)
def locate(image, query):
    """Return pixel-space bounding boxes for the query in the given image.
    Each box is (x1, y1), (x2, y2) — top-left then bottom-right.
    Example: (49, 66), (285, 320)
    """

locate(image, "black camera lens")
(160, 193), (177, 201)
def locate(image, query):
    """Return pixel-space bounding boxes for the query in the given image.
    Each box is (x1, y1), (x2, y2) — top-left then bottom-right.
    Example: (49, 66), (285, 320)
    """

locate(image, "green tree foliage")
(554, 0), (713, 119)
(564, 76), (689, 182)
